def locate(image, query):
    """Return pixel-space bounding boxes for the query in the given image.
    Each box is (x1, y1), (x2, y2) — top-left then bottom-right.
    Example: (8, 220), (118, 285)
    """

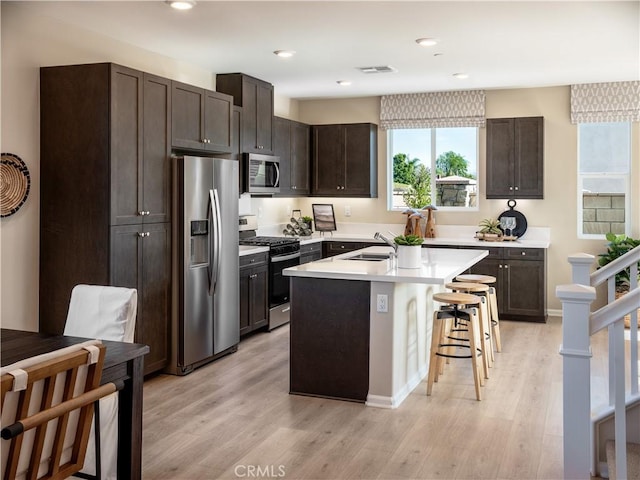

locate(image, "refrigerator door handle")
(208, 188), (222, 295)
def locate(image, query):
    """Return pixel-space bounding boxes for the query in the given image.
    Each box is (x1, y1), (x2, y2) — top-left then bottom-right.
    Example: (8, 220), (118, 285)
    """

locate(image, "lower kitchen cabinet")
(239, 252), (269, 336)
(467, 246), (546, 322)
(300, 242), (322, 264)
(110, 223), (171, 374)
(323, 241), (378, 258)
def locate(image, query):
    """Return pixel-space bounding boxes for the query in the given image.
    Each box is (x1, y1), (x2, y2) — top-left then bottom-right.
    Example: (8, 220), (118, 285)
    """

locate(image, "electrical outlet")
(345, 205), (351, 217)
(376, 294), (388, 313)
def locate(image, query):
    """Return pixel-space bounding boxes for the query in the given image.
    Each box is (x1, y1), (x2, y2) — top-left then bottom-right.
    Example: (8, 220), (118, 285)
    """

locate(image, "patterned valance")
(380, 90), (485, 129)
(570, 81), (640, 124)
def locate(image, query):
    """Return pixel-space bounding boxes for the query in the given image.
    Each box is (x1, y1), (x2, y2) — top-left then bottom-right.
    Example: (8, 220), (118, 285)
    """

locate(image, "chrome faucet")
(374, 232), (397, 252)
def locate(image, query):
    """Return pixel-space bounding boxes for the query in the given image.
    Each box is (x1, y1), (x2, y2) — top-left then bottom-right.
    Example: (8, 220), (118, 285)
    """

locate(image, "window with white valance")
(380, 90), (486, 129)
(570, 81), (640, 124)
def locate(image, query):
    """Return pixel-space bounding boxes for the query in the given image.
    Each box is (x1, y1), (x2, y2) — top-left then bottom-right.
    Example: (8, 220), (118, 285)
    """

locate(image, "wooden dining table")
(1, 328), (149, 480)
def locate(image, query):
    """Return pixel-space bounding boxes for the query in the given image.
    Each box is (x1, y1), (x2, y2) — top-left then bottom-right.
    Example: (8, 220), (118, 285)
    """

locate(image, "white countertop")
(283, 246), (488, 284)
(239, 245), (269, 256)
(258, 223), (551, 249)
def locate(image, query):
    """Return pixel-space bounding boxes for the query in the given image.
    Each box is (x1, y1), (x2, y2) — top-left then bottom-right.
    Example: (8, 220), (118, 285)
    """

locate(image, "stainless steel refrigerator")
(168, 155), (239, 375)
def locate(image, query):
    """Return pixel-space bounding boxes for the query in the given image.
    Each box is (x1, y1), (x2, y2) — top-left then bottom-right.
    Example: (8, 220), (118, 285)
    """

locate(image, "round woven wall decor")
(1, 153), (31, 218)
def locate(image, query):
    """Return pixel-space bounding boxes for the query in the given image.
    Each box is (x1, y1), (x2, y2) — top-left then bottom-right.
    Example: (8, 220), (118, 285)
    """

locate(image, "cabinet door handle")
(521, 251), (526, 256)
(137, 232), (150, 238)
(515, 186), (519, 191)
(509, 186), (513, 191)
(499, 264), (503, 268)
(504, 265), (509, 269)
(138, 211), (145, 216)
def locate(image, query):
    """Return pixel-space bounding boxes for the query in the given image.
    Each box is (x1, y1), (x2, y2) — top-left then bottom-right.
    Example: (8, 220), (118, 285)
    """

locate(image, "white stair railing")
(557, 245), (640, 479)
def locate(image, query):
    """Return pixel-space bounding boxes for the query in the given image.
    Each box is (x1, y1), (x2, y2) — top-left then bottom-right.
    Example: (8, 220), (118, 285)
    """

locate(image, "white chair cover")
(63, 284), (137, 480)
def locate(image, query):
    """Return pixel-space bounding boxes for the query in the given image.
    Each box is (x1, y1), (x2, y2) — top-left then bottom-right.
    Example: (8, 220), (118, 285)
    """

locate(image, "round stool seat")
(446, 282), (490, 293)
(455, 274), (496, 284)
(433, 291), (481, 306)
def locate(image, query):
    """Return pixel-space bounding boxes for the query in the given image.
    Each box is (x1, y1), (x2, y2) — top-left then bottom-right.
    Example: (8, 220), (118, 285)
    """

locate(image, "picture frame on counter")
(312, 204), (337, 232)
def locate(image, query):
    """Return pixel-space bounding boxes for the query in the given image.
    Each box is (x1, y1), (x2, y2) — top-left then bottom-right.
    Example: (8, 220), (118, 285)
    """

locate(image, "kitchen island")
(283, 246), (488, 408)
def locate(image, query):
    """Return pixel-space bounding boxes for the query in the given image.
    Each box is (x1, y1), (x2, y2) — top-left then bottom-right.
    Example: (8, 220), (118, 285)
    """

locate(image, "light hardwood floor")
(142, 316), (607, 479)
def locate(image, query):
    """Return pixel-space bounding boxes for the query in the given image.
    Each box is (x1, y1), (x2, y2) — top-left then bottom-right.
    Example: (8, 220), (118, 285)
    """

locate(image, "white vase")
(396, 245), (422, 269)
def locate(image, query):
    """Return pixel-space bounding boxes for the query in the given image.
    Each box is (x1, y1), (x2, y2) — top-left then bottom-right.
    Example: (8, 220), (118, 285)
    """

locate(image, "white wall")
(2, 3), (638, 329)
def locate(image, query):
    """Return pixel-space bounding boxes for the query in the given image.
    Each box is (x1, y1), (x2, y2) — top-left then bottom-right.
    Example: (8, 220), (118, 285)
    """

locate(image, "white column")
(556, 283), (596, 479)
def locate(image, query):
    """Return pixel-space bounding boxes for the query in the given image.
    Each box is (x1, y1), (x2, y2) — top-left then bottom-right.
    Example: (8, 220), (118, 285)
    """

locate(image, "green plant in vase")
(393, 234), (424, 246)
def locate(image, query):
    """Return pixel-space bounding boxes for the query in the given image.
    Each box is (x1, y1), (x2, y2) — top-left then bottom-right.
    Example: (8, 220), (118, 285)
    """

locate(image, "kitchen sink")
(345, 253), (391, 262)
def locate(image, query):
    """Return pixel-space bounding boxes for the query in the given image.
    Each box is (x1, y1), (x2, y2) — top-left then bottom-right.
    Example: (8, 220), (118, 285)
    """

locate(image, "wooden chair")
(0, 340), (122, 480)
(455, 274), (502, 352)
(427, 292), (484, 401)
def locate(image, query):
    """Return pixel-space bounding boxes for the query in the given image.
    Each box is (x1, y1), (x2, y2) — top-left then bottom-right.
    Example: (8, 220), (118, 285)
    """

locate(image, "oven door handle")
(270, 252), (301, 263)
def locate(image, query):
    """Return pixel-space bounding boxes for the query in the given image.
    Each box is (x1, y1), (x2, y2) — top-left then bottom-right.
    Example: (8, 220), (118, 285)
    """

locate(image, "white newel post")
(567, 253), (595, 285)
(556, 283), (596, 479)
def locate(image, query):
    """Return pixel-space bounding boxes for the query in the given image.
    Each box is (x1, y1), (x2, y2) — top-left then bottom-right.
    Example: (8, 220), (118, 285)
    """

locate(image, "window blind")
(570, 81), (640, 124)
(380, 90), (485, 129)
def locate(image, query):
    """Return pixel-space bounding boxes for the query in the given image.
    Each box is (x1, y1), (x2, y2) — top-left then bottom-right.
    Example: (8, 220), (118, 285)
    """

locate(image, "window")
(578, 122), (631, 238)
(387, 127), (479, 211)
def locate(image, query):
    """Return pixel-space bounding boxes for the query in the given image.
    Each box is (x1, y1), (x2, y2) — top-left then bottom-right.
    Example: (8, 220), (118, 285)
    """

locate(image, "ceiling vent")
(357, 66), (397, 74)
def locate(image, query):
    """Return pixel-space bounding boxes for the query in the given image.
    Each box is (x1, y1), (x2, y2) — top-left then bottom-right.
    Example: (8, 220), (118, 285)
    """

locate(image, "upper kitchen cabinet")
(40, 63), (172, 375)
(273, 116), (311, 196)
(312, 123), (378, 197)
(171, 81), (233, 154)
(486, 117), (544, 199)
(216, 73), (274, 154)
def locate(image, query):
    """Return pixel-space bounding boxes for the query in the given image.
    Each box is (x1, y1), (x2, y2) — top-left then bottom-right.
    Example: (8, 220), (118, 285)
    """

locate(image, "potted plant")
(393, 234), (423, 268)
(598, 233), (640, 327)
(477, 218), (503, 241)
(597, 233), (640, 293)
(301, 215), (313, 231)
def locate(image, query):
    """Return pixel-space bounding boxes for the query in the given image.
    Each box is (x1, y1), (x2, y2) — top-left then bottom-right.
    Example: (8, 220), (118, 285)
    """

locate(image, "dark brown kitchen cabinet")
(110, 223), (171, 374)
(486, 117), (544, 199)
(239, 252), (269, 336)
(40, 62), (172, 375)
(312, 123), (378, 197)
(273, 116), (311, 196)
(300, 242), (322, 264)
(323, 241), (378, 258)
(216, 73), (274, 154)
(171, 80), (233, 153)
(467, 246), (546, 322)
(106, 68), (172, 226)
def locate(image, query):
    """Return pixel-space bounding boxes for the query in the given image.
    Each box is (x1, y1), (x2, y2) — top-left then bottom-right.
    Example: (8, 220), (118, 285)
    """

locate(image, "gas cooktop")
(239, 236), (299, 247)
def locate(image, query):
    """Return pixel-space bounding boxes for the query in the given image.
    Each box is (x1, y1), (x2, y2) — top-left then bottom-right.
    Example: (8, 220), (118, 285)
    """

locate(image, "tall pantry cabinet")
(40, 63), (171, 375)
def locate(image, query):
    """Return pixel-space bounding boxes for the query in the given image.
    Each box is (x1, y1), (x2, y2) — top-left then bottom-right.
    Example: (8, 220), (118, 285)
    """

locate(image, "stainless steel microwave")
(245, 153), (280, 194)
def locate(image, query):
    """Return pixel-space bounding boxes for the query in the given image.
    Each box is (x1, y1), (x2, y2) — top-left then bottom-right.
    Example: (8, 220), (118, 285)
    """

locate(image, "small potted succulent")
(477, 218), (503, 241)
(393, 234), (423, 268)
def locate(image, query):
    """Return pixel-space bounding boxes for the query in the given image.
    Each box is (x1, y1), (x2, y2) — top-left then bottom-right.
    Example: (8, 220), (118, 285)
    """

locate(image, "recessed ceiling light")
(416, 38), (438, 47)
(166, 0), (196, 10)
(453, 73), (469, 79)
(274, 50), (296, 58)
(337, 80), (352, 86)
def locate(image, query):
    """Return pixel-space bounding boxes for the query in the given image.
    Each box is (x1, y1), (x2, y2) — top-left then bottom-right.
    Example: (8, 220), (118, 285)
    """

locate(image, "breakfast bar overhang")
(284, 246), (488, 409)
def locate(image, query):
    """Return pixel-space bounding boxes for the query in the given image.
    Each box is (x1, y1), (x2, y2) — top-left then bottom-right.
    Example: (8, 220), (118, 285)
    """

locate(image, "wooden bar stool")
(445, 282), (492, 377)
(427, 292), (484, 401)
(456, 274), (502, 352)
